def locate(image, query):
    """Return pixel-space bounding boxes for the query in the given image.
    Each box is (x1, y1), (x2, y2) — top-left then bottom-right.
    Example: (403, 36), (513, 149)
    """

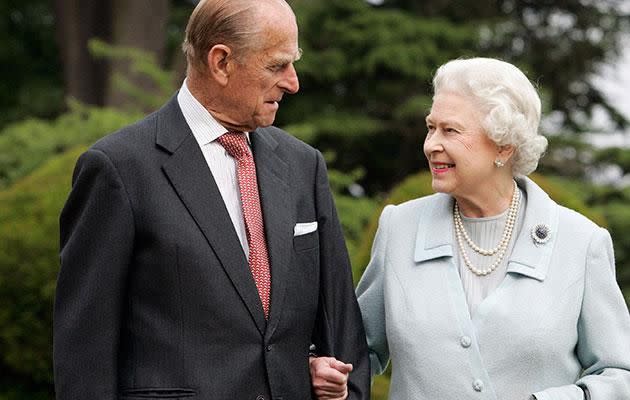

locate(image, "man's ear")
(206, 44), (232, 86)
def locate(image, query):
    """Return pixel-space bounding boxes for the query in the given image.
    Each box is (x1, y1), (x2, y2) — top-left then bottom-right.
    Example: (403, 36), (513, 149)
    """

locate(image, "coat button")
(460, 335), (472, 348)
(266, 345), (272, 352)
(473, 379), (484, 392)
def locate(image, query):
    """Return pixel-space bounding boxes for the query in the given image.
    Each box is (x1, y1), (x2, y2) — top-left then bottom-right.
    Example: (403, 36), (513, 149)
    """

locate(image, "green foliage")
(89, 39), (175, 112)
(380, 0), (630, 130)
(284, 0), (478, 194)
(325, 152), (379, 261)
(284, 0), (630, 198)
(0, 147), (85, 398)
(594, 147), (630, 176)
(0, 0), (63, 128)
(593, 196), (630, 306)
(0, 103), (141, 189)
(538, 134), (597, 178)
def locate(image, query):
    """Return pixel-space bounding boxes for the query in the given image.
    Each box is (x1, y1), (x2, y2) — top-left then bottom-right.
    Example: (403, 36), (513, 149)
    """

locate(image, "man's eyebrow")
(272, 49), (302, 65)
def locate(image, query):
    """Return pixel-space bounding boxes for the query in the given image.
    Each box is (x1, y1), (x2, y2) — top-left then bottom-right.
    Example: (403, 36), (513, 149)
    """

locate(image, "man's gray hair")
(182, 0), (262, 71)
(432, 57), (548, 176)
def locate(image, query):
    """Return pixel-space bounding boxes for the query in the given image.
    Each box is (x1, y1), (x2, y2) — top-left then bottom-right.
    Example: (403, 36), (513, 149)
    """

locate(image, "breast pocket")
(293, 230), (318, 252)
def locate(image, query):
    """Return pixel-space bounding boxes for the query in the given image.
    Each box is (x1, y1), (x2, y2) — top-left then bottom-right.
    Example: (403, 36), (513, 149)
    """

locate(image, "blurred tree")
(53, 0), (170, 110)
(0, 39), (174, 190)
(0, 0), (195, 130)
(0, 0), (64, 127)
(105, 0), (170, 108)
(285, 0), (478, 194)
(53, 0), (110, 107)
(283, 0), (630, 197)
(380, 0), (630, 130)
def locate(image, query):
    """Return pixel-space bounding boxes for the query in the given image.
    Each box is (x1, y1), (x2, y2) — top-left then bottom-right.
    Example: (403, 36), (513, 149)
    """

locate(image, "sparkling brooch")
(531, 223), (551, 245)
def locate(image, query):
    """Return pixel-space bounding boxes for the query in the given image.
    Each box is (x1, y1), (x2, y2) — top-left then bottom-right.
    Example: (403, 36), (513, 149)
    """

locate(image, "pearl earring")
(494, 159), (505, 168)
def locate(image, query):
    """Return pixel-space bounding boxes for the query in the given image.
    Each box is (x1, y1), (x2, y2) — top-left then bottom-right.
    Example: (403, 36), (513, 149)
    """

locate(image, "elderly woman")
(310, 57), (630, 400)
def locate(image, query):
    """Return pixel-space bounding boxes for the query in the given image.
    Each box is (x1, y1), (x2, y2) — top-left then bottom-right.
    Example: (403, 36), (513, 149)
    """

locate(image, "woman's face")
(423, 92), (501, 201)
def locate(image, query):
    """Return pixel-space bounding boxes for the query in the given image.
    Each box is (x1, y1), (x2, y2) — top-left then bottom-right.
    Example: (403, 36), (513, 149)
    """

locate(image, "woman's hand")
(309, 356), (353, 400)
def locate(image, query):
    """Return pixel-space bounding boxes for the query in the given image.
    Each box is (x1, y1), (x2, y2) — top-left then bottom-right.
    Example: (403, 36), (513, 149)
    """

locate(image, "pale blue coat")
(357, 177), (630, 399)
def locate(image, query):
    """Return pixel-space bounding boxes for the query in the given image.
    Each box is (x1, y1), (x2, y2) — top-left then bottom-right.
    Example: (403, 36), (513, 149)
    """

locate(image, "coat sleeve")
(310, 150), (370, 400)
(532, 227), (630, 400)
(54, 148), (135, 400)
(356, 205), (392, 377)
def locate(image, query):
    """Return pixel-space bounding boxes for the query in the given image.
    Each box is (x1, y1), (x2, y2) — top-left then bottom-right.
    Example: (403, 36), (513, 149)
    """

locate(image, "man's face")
(220, 16), (300, 132)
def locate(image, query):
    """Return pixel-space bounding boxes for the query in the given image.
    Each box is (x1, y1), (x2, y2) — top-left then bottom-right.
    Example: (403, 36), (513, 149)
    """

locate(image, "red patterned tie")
(217, 132), (271, 319)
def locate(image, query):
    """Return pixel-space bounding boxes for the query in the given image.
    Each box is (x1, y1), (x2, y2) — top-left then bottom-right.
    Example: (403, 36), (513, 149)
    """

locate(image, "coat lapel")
(156, 96), (267, 335)
(250, 128), (292, 338)
(414, 193), (455, 263)
(506, 177), (559, 281)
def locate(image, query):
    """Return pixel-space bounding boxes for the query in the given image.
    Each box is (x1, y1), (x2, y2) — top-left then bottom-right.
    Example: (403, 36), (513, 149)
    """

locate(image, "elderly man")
(53, 1), (369, 399)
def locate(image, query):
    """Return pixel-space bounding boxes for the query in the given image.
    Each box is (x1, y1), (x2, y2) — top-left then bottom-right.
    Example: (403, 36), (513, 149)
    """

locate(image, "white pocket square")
(294, 221), (318, 236)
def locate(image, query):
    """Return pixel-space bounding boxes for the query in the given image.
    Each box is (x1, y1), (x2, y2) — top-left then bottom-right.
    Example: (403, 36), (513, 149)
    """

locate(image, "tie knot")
(217, 131), (250, 159)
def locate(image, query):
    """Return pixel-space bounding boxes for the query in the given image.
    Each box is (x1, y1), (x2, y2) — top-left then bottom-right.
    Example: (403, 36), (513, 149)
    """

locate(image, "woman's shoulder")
(378, 192), (450, 234)
(556, 205), (607, 241)
(386, 192), (448, 214)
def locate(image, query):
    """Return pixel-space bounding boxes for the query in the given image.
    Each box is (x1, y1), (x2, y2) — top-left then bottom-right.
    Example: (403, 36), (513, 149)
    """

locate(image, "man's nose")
(280, 64), (299, 94)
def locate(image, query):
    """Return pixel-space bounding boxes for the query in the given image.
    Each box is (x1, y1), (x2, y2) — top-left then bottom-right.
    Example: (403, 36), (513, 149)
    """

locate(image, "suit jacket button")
(256, 396), (265, 400)
(473, 379), (484, 392)
(460, 335), (472, 348)
(266, 345), (272, 351)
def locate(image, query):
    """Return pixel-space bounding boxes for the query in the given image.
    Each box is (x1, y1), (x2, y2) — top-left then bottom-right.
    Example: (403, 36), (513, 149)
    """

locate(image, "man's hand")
(309, 356), (353, 400)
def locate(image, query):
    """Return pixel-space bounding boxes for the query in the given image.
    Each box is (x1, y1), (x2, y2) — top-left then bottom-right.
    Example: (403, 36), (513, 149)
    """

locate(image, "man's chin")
(254, 115), (277, 129)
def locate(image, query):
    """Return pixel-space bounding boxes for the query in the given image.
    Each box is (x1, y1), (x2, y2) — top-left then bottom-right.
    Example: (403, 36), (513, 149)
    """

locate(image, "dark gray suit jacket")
(54, 96), (369, 400)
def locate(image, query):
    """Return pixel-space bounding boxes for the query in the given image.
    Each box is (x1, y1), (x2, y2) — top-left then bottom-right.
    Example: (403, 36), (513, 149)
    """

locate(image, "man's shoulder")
(91, 111), (158, 154)
(257, 125), (317, 156)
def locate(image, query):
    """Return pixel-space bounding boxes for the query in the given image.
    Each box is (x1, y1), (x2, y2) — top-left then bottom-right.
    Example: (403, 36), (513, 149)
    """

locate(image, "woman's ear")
(498, 144), (516, 163)
(206, 44), (232, 86)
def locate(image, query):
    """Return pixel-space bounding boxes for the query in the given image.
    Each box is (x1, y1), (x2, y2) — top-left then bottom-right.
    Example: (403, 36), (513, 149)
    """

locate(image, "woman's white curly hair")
(432, 57), (548, 176)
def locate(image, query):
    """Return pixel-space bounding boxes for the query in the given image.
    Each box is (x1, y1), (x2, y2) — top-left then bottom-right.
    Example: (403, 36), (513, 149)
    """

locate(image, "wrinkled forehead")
(255, 10), (300, 59)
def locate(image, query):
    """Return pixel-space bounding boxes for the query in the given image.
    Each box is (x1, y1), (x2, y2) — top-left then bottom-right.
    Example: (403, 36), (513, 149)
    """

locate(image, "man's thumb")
(332, 359), (353, 374)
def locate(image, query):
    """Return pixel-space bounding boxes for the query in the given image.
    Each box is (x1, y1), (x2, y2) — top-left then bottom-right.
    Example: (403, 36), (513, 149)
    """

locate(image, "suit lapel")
(157, 97), (267, 335)
(251, 128), (292, 338)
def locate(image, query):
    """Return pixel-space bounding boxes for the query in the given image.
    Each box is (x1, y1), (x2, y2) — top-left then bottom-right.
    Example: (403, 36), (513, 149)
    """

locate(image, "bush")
(0, 147), (85, 398)
(596, 202), (630, 304)
(0, 103), (141, 189)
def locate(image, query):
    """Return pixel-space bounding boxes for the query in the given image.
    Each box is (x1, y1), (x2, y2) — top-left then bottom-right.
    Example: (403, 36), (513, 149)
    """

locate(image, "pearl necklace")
(453, 180), (520, 276)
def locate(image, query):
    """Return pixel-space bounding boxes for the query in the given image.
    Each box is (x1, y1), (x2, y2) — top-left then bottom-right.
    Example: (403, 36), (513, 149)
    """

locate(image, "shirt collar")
(177, 79), (250, 146)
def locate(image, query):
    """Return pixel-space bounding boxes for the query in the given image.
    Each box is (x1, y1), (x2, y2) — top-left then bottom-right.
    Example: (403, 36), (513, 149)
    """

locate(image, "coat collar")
(413, 176), (559, 281)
